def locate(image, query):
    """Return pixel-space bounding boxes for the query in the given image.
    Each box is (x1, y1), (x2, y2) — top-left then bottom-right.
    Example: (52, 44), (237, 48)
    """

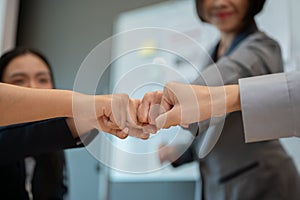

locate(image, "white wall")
(0, 0), (19, 54)
(284, 0), (300, 172)
(290, 0), (300, 71)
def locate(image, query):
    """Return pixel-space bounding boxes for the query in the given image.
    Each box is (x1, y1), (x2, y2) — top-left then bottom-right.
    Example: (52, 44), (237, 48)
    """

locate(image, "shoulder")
(244, 31), (281, 49)
(232, 31), (282, 59)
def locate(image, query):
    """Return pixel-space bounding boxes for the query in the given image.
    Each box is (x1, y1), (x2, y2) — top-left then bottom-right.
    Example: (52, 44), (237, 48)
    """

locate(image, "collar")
(212, 21), (258, 61)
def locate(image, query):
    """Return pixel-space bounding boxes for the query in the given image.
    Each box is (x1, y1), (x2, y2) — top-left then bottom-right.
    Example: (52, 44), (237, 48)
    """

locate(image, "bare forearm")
(0, 83), (73, 125)
(0, 83), (140, 139)
(193, 84), (241, 120)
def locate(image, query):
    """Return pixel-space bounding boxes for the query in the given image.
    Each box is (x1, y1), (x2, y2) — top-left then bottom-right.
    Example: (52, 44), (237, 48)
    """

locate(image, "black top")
(0, 118), (97, 200)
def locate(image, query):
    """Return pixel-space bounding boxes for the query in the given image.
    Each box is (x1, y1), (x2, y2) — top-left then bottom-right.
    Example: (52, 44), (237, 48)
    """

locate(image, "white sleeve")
(238, 71), (300, 142)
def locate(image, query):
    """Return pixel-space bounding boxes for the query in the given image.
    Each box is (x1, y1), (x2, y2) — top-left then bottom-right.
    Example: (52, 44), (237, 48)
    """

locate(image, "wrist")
(225, 85), (241, 113)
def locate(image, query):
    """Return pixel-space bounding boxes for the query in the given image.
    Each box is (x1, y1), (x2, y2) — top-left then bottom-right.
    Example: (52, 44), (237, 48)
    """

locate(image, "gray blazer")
(174, 31), (300, 200)
(239, 71), (300, 142)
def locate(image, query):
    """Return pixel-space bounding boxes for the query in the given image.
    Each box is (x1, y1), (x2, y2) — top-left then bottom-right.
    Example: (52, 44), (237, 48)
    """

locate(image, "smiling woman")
(201, 0), (249, 34)
(0, 48), (54, 87)
(195, 0), (266, 58)
(150, 0), (300, 199)
(2, 54), (53, 88)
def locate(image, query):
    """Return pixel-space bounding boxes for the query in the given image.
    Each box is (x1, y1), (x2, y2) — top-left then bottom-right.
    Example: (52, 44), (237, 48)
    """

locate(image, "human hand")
(156, 82), (210, 128)
(153, 82), (201, 129)
(137, 91), (163, 134)
(138, 82), (203, 131)
(158, 144), (180, 164)
(155, 82), (228, 129)
(96, 94), (151, 139)
(72, 93), (150, 140)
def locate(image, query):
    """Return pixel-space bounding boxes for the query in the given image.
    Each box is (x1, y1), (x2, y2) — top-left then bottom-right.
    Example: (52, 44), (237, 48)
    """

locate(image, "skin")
(155, 82), (241, 129)
(0, 82), (73, 125)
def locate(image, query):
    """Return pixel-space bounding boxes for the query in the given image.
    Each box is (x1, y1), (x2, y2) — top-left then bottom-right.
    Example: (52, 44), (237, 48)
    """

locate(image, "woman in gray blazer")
(174, 0), (300, 199)
(140, 0), (300, 199)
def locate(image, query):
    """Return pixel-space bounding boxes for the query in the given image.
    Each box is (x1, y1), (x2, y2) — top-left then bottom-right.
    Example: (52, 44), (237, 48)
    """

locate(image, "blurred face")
(2, 54), (53, 89)
(201, 0), (249, 34)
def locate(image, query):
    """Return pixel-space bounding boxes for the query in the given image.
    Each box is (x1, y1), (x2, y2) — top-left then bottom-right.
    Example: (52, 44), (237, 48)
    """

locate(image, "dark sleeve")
(0, 118), (81, 164)
(171, 124), (199, 167)
(171, 146), (195, 167)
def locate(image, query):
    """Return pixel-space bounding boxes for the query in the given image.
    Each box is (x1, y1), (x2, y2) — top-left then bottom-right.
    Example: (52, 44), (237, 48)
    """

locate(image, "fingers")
(111, 93), (129, 130)
(101, 124), (149, 140)
(154, 83), (178, 129)
(98, 91), (166, 139)
(97, 115), (123, 137)
(159, 83), (177, 115)
(138, 91), (163, 124)
(102, 128), (127, 139)
(113, 129), (129, 139)
(158, 144), (167, 164)
(155, 106), (181, 129)
(127, 98), (143, 128)
(84, 81), (202, 140)
(148, 104), (161, 125)
(137, 95), (150, 124)
(142, 124), (157, 134)
(155, 82), (202, 129)
(158, 144), (178, 163)
(98, 112), (151, 139)
(125, 127), (150, 140)
(159, 97), (172, 115)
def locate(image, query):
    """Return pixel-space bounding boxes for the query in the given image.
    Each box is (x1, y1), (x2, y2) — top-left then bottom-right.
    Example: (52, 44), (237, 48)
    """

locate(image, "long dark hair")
(0, 47), (55, 87)
(195, 0), (266, 24)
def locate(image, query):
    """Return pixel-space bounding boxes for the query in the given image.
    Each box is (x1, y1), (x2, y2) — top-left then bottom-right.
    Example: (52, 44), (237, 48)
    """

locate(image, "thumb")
(155, 107), (180, 129)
